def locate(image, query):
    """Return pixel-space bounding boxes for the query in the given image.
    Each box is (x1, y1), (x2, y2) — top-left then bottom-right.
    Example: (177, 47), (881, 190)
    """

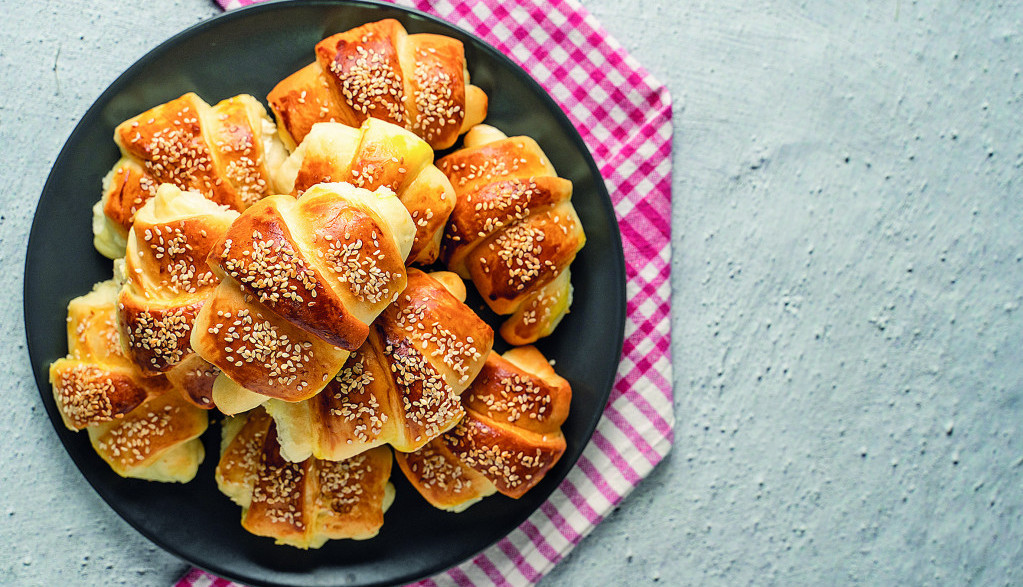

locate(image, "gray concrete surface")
(4, 0), (1022, 585)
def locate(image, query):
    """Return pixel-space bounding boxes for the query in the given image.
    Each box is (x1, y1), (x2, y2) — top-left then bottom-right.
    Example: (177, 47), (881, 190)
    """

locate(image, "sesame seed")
(330, 42), (405, 124)
(405, 443), (473, 493)
(222, 230), (319, 305)
(53, 364), (117, 426)
(322, 237), (398, 304)
(317, 453), (372, 514)
(385, 339), (463, 440)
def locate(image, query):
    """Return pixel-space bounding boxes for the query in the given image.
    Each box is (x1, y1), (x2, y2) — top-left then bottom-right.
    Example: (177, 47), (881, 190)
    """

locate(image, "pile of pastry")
(48, 19), (586, 549)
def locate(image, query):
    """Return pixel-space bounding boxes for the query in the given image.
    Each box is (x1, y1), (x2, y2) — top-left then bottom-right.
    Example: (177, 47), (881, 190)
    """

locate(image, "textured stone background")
(3, 0), (1022, 585)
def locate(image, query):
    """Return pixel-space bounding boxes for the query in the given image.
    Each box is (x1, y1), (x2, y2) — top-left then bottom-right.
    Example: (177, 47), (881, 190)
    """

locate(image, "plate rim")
(24, 1), (627, 584)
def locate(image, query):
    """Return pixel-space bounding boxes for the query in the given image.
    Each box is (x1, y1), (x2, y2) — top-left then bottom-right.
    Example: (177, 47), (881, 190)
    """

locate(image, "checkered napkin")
(180, 0), (673, 584)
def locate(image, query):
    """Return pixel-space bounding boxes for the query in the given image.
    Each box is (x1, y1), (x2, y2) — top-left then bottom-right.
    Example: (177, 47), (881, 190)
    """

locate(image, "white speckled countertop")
(3, 0), (1022, 585)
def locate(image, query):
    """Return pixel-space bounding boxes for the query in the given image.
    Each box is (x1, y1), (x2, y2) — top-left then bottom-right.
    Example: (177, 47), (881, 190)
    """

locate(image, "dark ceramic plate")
(24, 1), (624, 586)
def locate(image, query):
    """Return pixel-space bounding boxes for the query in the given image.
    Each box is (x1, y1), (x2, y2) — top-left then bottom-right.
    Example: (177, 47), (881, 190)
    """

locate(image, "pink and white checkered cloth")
(181, 0), (673, 585)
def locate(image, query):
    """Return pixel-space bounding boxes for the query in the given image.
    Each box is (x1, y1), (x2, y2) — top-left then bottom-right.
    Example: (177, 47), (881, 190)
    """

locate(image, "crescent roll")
(116, 184), (239, 379)
(216, 408), (394, 548)
(276, 119), (455, 265)
(190, 182), (416, 415)
(395, 345), (571, 511)
(438, 125), (586, 345)
(49, 279), (208, 482)
(268, 18), (487, 151)
(266, 269), (494, 463)
(94, 93), (288, 259)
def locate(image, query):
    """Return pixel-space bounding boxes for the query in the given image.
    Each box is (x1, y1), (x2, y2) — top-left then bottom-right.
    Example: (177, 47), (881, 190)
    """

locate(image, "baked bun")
(266, 268), (494, 462)
(116, 184), (239, 378)
(216, 407), (394, 548)
(276, 119), (455, 265)
(190, 182), (415, 414)
(94, 93), (288, 259)
(396, 345), (571, 511)
(437, 125), (586, 345)
(49, 279), (208, 482)
(268, 19), (487, 151)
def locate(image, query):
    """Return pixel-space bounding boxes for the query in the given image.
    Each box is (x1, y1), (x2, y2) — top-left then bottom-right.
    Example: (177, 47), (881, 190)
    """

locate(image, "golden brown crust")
(126, 216), (227, 296)
(216, 407), (273, 500)
(401, 33), (468, 148)
(165, 354), (220, 409)
(191, 183), (414, 406)
(116, 94), (237, 207)
(117, 186), (239, 375)
(278, 119), (454, 266)
(102, 159), (157, 236)
(243, 426), (316, 543)
(63, 287), (125, 361)
(117, 300), (205, 375)
(50, 280), (168, 430)
(444, 414), (566, 499)
(313, 446), (392, 540)
(209, 197), (369, 350)
(289, 187), (409, 313)
(190, 277), (345, 402)
(317, 20), (408, 129)
(437, 129), (586, 344)
(96, 93), (283, 260)
(441, 176), (572, 267)
(498, 268), (574, 346)
(401, 165), (454, 265)
(344, 119), (428, 195)
(397, 345), (571, 507)
(268, 63), (352, 151)
(269, 19), (487, 150)
(114, 93), (279, 212)
(208, 95), (277, 207)
(394, 438), (495, 511)
(466, 205), (584, 312)
(304, 346), (394, 457)
(50, 361), (154, 430)
(88, 390), (208, 480)
(438, 136), (555, 195)
(50, 278), (209, 482)
(378, 269), (493, 390)
(461, 350), (571, 435)
(267, 269), (494, 462)
(375, 334), (465, 449)
(217, 409), (392, 548)
(349, 268), (493, 450)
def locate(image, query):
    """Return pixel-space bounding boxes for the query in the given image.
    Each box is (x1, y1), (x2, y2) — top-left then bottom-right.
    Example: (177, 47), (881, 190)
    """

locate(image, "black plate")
(24, 1), (625, 586)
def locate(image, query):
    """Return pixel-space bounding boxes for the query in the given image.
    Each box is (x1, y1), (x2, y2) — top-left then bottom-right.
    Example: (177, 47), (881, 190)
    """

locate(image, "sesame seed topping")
(222, 230), (319, 305)
(322, 237), (398, 304)
(140, 222), (217, 294)
(215, 308), (309, 388)
(317, 453), (371, 515)
(395, 303), (481, 384)
(475, 374), (551, 422)
(251, 458), (306, 529)
(410, 50), (463, 142)
(331, 41), (405, 124)
(97, 404), (178, 466)
(492, 224), (546, 289)
(54, 365), (116, 426)
(134, 124), (214, 194)
(385, 340), (463, 439)
(448, 420), (550, 490)
(406, 443), (472, 493)
(219, 417), (266, 482)
(126, 309), (192, 368)
(327, 356), (386, 444)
